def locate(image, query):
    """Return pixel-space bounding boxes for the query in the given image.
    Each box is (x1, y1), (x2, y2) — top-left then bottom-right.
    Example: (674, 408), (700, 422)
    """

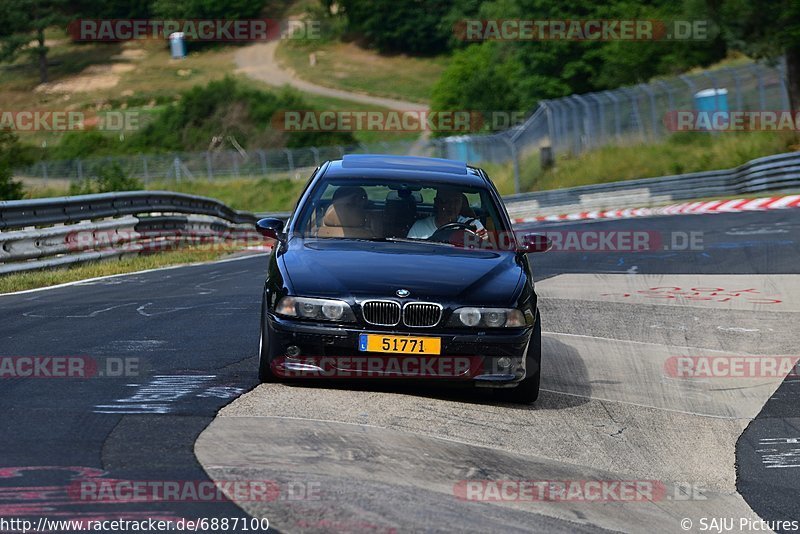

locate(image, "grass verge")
(20, 175), (310, 212)
(276, 41), (446, 104)
(484, 131), (799, 195)
(147, 177), (309, 212)
(0, 247), (252, 294)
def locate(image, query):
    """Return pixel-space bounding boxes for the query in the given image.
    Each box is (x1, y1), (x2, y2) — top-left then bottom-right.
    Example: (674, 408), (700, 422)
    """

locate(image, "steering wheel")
(428, 221), (481, 244)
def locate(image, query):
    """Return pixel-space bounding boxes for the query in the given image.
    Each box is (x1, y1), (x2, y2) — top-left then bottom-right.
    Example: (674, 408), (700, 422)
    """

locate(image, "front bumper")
(265, 315), (533, 387)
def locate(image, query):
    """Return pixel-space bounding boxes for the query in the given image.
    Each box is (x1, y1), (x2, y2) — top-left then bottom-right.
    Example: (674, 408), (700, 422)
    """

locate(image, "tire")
(497, 310), (541, 404)
(258, 296), (276, 383)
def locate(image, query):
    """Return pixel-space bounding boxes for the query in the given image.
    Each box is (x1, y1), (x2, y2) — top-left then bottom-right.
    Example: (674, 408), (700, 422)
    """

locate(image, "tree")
(152, 0), (268, 20)
(708, 0), (800, 109)
(133, 77), (355, 151)
(0, 0), (70, 84)
(337, 0), (455, 54)
(0, 130), (30, 200)
(430, 41), (526, 134)
(431, 0), (728, 118)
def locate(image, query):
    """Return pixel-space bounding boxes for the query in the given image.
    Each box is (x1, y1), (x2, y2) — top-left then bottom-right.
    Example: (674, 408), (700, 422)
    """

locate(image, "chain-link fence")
(15, 61), (789, 193)
(14, 139), (429, 184)
(429, 60), (790, 191)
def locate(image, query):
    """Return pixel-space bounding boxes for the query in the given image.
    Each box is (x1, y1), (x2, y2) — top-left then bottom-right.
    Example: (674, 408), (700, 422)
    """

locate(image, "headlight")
(448, 307), (528, 328)
(275, 296), (356, 322)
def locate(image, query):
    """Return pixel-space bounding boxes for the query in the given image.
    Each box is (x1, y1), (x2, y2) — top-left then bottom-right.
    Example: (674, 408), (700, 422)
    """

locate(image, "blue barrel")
(169, 32), (186, 59)
(444, 136), (480, 163)
(694, 88), (728, 130)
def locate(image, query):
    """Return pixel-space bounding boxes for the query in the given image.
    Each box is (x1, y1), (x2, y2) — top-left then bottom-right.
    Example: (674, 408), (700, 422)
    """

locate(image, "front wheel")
(498, 368), (540, 404)
(497, 311), (541, 404)
(258, 297), (276, 383)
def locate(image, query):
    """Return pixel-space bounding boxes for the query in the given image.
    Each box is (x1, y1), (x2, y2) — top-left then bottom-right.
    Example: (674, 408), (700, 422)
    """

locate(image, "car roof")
(321, 155), (487, 187)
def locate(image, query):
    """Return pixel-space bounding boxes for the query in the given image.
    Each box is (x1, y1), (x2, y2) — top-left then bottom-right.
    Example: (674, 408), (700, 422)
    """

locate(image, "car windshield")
(293, 177), (512, 248)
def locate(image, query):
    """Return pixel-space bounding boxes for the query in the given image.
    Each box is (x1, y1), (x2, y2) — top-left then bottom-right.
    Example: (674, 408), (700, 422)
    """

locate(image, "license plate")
(358, 334), (441, 355)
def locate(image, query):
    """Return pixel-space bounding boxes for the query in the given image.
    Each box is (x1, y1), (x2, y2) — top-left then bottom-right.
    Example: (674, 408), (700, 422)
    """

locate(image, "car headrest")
(323, 204), (366, 227)
(460, 193), (476, 217)
(323, 188), (368, 228)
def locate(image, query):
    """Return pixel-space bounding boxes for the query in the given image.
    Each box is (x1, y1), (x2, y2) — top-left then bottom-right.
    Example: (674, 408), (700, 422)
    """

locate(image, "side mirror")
(256, 218), (285, 241)
(518, 233), (552, 253)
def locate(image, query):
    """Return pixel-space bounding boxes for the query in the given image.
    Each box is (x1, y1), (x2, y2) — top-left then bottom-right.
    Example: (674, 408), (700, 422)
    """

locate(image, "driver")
(407, 187), (487, 240)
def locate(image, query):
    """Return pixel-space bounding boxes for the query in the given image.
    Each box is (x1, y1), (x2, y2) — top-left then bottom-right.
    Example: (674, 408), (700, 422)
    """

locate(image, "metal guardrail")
(0, 191), (257, 230)
(502, 151), (800, 218)
(2, 150), (799, 275)
(0, 192), (270, 275)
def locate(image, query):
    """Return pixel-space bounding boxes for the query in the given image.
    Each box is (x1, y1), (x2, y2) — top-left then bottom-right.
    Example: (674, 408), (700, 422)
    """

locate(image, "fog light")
(286, 345), (301, 357)
(497, 357), (512, 369)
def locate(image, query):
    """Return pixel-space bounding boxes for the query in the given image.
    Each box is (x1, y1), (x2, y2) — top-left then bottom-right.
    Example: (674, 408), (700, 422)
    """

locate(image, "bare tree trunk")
(786, 46), (800, 112)
(37, 29), (48, 84)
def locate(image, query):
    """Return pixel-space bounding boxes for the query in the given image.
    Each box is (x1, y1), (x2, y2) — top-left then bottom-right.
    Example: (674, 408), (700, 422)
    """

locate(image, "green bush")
(151, 0), (267, 20)
(0, 130), (30, 200)
(133, 77), (356, 152)
(69, 163), (143, 195)
(49, 131), (121, 160)
(336, 0), (455, 54)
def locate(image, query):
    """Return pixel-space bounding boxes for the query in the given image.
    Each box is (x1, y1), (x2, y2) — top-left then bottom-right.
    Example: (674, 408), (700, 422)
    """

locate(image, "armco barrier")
(0, 192), (270, 275)
(503, 151), (800, 219)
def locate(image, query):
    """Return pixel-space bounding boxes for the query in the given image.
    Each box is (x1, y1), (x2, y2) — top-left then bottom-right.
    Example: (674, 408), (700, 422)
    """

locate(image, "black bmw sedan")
(255, 155), (550, 403)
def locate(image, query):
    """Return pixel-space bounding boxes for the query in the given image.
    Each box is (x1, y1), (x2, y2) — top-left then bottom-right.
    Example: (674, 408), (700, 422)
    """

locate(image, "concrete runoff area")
(196, 272), (800, 532)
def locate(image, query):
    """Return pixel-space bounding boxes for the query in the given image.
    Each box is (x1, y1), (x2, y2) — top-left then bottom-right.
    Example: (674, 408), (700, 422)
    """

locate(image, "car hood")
(280, 238), (524, 305)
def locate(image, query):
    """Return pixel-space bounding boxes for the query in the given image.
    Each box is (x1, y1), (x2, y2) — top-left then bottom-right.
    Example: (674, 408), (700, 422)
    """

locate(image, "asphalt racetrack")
(1, 208), (798, 533)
